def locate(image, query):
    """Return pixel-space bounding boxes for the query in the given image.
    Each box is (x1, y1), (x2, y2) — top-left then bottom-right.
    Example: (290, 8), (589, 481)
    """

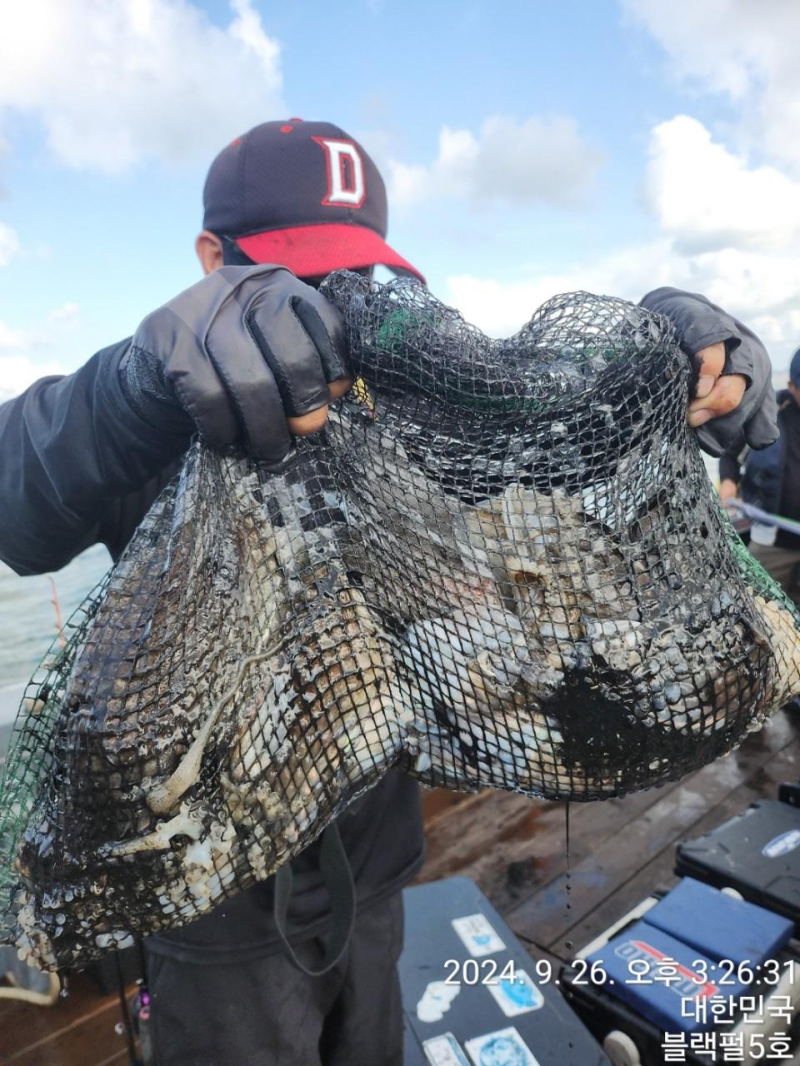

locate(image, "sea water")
(0, 544), (111, 724)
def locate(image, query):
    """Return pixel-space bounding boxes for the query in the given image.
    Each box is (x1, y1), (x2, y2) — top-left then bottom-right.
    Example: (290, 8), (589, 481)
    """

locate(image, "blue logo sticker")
(487, 970), (545, 1017)
(762, 829), (800, 859)
(499, 978), (536, 1009)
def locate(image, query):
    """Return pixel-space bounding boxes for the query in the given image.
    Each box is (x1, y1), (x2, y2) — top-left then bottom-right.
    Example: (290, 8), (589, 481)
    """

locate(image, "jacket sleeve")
(639, 287), (778, 457)
(0, 340), (192, 576)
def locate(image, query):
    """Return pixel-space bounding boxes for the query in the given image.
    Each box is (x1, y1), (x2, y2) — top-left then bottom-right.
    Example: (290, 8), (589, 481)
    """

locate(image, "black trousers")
(146, 893), (405, 1066)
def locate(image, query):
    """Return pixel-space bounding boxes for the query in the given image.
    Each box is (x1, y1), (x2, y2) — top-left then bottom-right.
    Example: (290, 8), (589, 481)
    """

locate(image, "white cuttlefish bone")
(96, 805), (205, 859)
(147, 640), (283, 815)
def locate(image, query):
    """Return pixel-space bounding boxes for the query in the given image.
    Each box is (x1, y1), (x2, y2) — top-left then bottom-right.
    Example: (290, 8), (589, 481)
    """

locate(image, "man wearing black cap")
(0, 120), (428, 1066)
(199, 118), (424, 285)
(720, 347), (800, 605)
(0, 119), (782, 1065)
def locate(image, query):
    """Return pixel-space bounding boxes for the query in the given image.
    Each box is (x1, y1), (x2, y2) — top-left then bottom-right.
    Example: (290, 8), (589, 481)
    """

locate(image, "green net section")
(2, 275), (799, 972)
(0, 579), (110, 946)
(729, 522), (800, 618)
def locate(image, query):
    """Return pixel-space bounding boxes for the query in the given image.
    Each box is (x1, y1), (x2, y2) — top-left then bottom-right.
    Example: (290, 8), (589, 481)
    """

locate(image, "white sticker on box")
(486, 969), (544, 1017)
(417, 980), (461, 1023)
(451, 913), (506, 957)
(465, 1026), (541, 1066)
(423, 1032), (471, 1066)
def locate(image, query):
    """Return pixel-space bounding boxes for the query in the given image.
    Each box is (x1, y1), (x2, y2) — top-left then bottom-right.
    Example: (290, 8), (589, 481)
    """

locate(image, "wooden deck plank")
(0, 974), (117, 1061)
(418, 709), (799, 918)
(414, 779), (682, 913)
(95, 1053), (128, 1066)
(542, 738), (800, 959)
(0, 997), (19, 1021)
(506, 716), (800, 954)
(5, 989), (136, 1066)
(420, 787), (475, 823)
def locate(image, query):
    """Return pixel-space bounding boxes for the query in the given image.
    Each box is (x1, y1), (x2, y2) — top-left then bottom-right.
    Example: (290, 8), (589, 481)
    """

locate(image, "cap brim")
(236, 223), (425, 285)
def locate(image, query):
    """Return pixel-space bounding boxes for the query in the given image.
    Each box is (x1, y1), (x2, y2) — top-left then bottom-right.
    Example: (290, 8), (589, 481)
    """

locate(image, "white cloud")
(647, 116), (800, 254)
(0, 223), (19, 266)
(622, 0), (800, 174)
(0, 320), (30, 351)
(441, 101), (800, 370)
(444, 239), (680, 337)
(0, 305), (82, 402)
(443, 240), (800, 368)
(389, 115), (604, 209)
(46, 303), (81, 324)
(0, 0), (284, 173)
(0, 355), (65, 404)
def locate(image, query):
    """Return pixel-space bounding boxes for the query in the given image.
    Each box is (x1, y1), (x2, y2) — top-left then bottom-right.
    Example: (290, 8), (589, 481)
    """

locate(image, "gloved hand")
(120, 265), (352, 466)
(640, 286), (779, 456)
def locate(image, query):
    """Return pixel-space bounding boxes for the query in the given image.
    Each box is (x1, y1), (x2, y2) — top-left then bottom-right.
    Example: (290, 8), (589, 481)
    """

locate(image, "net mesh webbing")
(3, 273), (800, 971)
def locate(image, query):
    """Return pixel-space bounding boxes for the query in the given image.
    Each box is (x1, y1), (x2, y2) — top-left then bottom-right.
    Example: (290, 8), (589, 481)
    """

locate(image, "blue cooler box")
(560, 878), (798, 1065)
(645, 877), (793, 968)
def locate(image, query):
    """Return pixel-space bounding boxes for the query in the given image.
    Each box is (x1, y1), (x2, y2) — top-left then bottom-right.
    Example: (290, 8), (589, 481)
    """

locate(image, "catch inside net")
(2, 272), (799, 971)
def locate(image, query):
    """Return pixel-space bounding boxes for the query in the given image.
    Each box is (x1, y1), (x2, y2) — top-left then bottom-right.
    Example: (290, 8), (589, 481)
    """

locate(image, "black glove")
(640, 286), (779, 456)
(119, 265), (350, 465)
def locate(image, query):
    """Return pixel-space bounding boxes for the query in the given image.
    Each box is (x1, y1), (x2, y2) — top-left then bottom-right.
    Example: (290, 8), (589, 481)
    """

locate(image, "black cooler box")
(400, 876), (610, 1066)
(676, 798), (800, 925)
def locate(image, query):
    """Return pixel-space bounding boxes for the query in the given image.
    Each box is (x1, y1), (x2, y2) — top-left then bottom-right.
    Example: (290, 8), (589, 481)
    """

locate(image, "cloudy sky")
(1, 0), (800, 403)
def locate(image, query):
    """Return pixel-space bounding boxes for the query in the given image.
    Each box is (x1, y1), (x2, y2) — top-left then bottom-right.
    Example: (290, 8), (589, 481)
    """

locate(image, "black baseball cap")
(203, 118), (425, 284)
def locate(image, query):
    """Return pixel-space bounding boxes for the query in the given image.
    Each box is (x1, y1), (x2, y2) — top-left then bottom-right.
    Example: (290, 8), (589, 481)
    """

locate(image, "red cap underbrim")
(236, 223), (426, 285)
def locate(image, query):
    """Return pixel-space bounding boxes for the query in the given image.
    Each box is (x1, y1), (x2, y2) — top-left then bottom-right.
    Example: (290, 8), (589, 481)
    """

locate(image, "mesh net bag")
(3, 272), (800, 971)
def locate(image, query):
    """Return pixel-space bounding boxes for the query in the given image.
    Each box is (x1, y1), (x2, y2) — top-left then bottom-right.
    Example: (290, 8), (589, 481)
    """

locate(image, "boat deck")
(2, 707), (800, 1065)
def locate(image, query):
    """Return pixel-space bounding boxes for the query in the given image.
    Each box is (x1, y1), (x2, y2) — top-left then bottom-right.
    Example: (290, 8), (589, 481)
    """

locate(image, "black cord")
(136, 938), (148, 993)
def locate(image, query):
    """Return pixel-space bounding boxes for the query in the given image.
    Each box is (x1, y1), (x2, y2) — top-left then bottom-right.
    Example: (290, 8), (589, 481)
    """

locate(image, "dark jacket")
(0, 340), (424, 963)
(719, 390), (800, 552)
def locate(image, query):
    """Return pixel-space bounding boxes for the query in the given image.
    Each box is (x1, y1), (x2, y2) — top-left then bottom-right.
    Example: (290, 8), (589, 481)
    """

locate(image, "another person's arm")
(640, 286), (778, 456)
(718, 447), (743, 507)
